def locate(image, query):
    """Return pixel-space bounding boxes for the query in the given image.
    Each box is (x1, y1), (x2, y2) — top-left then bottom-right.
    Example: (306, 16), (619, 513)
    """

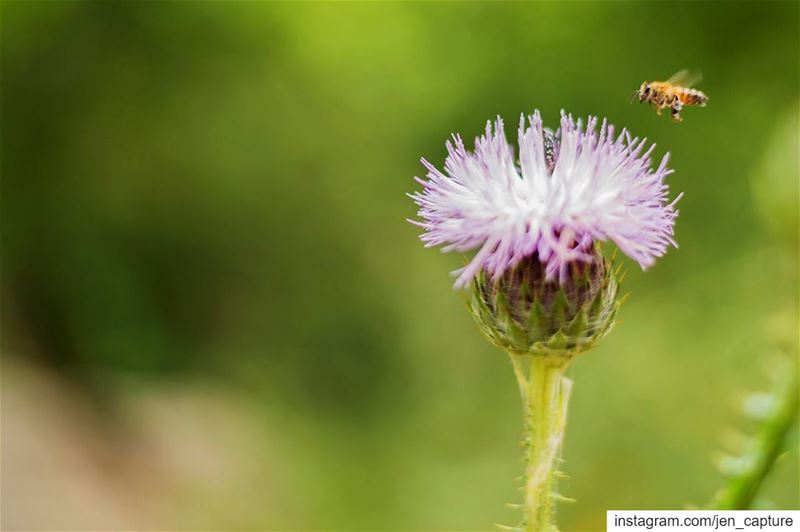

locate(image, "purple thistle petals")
(410, 110), (681, 288)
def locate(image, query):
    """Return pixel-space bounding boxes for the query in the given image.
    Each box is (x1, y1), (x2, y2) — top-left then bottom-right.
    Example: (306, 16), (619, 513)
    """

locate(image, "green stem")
(708, 366), (799, 509)
(511, 354), (573, 532)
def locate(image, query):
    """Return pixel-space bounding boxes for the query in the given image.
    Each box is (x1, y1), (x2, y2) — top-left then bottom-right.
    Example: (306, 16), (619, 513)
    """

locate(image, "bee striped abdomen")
(678, 88), (708, 107)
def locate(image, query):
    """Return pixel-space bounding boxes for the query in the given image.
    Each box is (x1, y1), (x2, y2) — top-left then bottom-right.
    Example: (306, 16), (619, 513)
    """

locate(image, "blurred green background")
(2, 1), (798, 530)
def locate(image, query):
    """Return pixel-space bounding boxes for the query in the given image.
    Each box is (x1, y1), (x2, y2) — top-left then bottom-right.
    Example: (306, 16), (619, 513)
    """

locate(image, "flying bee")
(634, 69), (708, 122)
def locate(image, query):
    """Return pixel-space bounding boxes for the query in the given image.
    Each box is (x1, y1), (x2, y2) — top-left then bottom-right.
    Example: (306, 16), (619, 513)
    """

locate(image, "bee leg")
(671, 99), (683, 123)
(656, 107), (663, 116)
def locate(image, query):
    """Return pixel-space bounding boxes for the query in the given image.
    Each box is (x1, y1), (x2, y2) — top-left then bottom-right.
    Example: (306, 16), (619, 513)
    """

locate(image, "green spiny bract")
(469, 248), (621, 359)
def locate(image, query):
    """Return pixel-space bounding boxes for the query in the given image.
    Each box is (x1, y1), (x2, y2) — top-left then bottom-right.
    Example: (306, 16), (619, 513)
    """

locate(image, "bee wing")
(666, 69), (703, 87)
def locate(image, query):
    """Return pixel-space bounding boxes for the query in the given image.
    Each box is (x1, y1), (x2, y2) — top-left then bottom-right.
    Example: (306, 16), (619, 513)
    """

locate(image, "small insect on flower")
(634, 69), (708, 122)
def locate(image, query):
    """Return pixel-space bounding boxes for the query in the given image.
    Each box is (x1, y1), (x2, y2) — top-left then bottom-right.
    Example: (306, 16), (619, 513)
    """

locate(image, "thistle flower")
(410, 110), (681, 288)
(409, 110), (682, 532)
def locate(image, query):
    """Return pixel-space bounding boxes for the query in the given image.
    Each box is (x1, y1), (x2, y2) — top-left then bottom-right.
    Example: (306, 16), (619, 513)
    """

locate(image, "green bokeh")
(2, 1), (798, 529)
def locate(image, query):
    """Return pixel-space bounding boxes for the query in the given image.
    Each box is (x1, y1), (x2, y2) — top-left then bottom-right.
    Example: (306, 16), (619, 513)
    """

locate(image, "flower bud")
(468, 248), (621, 359)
